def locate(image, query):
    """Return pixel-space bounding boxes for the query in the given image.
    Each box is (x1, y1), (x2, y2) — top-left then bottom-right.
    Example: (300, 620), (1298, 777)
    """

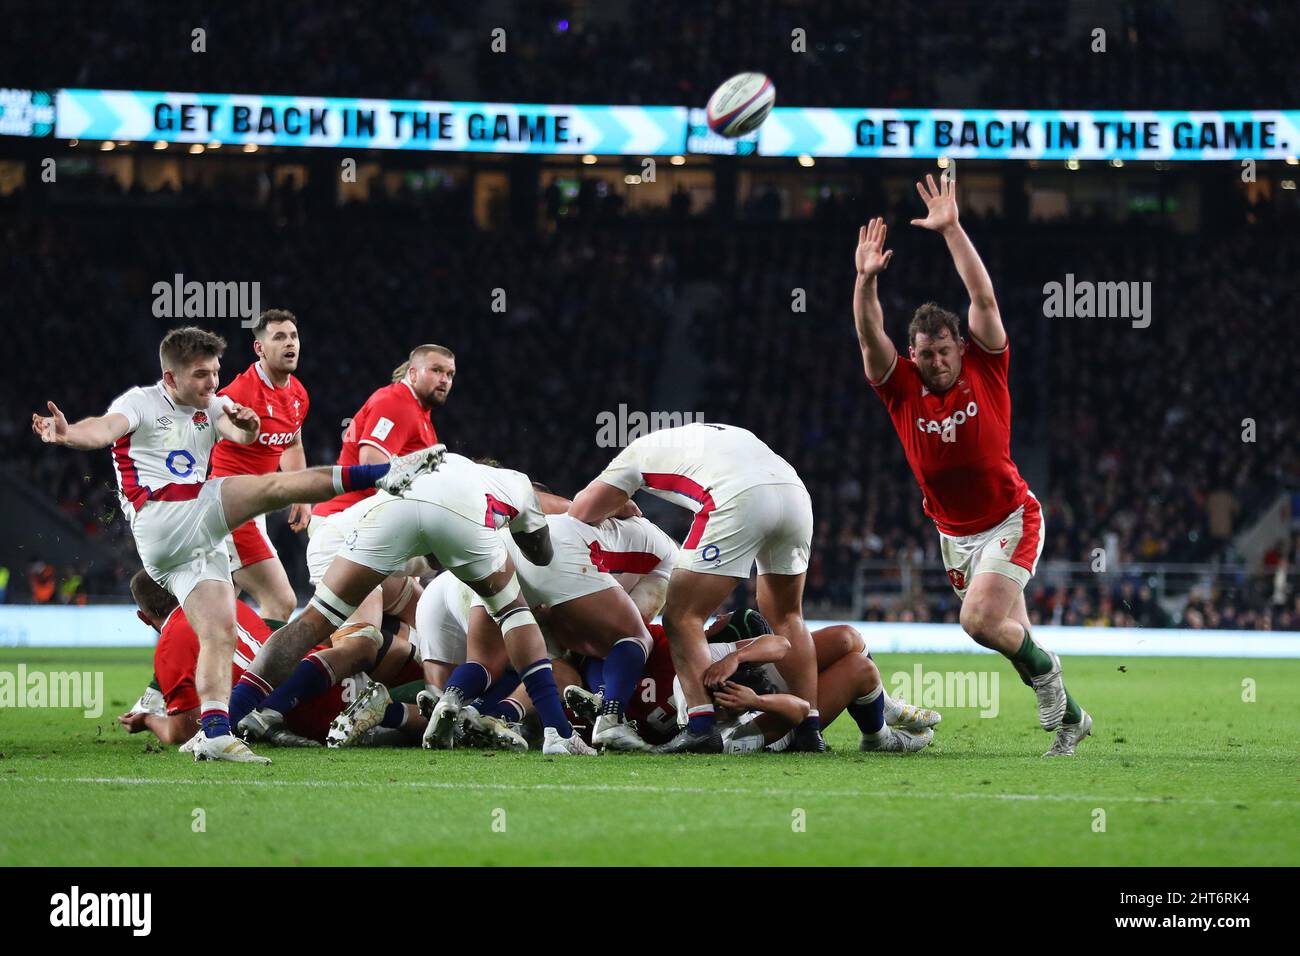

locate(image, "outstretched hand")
(910, 173), (958, 232)
(32, 401), (68, 444)
(855, 217), (894, 278)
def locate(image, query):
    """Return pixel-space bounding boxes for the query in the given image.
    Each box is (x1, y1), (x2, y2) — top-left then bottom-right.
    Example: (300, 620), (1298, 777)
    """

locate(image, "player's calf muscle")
(251, 613), (330, 683)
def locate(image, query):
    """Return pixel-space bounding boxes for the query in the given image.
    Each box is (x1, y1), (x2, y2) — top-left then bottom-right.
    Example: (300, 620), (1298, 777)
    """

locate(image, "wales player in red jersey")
(209, 310), (310, 627)
(853, 174), (1091, 756)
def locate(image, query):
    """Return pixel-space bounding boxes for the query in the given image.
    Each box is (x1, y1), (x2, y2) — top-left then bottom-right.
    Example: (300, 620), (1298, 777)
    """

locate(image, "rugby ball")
(705, 72), (776, 138)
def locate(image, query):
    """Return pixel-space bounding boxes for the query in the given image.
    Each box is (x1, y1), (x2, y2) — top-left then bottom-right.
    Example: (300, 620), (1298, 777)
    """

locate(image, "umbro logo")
(155, 416), (173, 428)
(999, 537), (1008, 549)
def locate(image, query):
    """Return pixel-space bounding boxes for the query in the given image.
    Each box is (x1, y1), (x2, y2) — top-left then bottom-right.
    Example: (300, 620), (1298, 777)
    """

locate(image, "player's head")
(711, 662), (780, 721)
(907, 302), (965, 393)
(405, 344), (456, 407)
(129, 569), (178, 631)
(159, 326), (226, 407)
(251, 309), (300, 375)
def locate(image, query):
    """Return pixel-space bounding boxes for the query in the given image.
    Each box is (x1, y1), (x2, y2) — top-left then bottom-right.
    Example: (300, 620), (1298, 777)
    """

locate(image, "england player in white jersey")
(32, 326), (442, 763)
(408, 511), (676, 751)
(569, 421), (822, 753)
(226, 452), (596, 755)
(453, 512), (678, 751)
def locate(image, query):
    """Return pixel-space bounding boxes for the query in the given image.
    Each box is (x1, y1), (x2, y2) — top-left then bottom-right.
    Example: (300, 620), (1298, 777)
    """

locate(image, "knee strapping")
(311, 584), (359, 629)
(482, 574), (522, 614)
(481, 575), (536, 636)
(496, 605), (537, 637)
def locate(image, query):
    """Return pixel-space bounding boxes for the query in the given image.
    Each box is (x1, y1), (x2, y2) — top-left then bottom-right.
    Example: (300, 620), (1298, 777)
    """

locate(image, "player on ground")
(228, 453), (597, 755)
(305, 345), (456, 630)
(210, 309), (310, 626)
(852, 176), (1091, 756)
(568, 422), (822, 754)
(32, 326), (441, 763)
(432, 511), (678, 752)
(567, 610), (940, 751)
(119, 565), (426, 748)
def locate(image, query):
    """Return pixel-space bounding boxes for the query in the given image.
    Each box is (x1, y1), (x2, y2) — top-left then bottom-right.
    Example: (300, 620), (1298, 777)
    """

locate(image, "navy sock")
(481, 698), (525, 722)
(199, 703), (231, 738)
(686, 704), (715, 734)
(478, 668), (521, 711)
(522, 659), (572, 737)
(600, 638), (648, 715)
(381, 702), (407, 729)
(343, 461), (390, 491)
(260, 654), (332, 716)
(446, 662), (491, 701)
(229, 673), (272, 726)
(582, 657), (605, 695)
(797, 713), (822, 736)
(847, 687), (885, 735)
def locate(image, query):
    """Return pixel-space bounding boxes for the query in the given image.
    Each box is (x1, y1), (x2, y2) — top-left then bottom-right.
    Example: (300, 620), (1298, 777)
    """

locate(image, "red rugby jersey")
(209, 362), (310, 477)
(623, 624), (679, 745)
(154, 599), (270, 714)
(313, 380), (438, 518)
(870, 336), (1028, 536)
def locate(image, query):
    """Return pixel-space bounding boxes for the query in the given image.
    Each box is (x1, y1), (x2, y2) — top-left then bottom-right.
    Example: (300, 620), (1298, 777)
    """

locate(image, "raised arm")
(31, 402), (129, 450)
(911, 174), (1005, 350)
(853, 217), (899, 382)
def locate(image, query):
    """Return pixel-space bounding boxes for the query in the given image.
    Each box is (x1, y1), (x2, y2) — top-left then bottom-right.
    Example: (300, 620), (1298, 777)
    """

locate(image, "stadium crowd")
(2, 0), (1298, 110)
(2, 183), (1293, 627)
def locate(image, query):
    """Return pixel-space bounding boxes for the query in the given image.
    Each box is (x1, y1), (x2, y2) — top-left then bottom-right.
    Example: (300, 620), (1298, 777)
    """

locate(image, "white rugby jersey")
(596, 422), (803, 513)
(106, 382), (235, 520)
(568, 514), (678, 582)
(405, 453), (547, 534)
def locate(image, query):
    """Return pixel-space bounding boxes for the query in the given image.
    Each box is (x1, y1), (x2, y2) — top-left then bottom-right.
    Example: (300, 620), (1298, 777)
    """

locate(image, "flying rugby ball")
(705, 72), (776, 138)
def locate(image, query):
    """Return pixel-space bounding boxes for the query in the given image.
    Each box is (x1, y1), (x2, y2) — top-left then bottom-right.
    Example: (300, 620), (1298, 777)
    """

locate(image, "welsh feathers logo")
(192, 411), (210, 430)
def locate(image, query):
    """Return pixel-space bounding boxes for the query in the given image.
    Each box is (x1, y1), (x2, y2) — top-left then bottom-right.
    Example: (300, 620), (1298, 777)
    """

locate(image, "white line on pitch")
(3, 775), (1296, 807)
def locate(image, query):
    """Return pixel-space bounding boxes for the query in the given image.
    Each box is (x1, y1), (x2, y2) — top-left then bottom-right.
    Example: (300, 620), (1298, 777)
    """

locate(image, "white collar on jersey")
(160, 605), (183, 633)
(400, 378), (419, 401)
(254, 361), (289, 390)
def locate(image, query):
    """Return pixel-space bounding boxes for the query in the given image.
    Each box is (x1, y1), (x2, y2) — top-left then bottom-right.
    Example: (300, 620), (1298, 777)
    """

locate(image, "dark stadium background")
(1, 0), (1296, 630)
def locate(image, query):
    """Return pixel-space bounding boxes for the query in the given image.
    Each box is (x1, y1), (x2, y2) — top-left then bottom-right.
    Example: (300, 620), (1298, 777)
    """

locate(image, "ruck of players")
(34, 178), (1090, 763)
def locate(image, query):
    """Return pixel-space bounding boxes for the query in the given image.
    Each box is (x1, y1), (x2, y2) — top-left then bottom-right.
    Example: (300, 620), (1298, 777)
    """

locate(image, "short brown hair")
(159, 326), (226, 372)
(908, 302), (962, 348)
(409, 343), (455, 366)
(129, 569), (178, 623)
(252, 309), (298, 339)
(394, 344), (454, 382)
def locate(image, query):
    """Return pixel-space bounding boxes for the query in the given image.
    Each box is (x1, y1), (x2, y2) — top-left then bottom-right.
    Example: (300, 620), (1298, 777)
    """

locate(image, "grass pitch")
(0, 648), (1296, 866)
